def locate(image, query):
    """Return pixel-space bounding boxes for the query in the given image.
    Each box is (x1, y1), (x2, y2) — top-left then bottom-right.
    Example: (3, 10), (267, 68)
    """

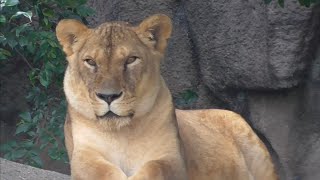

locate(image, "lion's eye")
(125, 56), (138, 65)
(84, 59), (96, 67)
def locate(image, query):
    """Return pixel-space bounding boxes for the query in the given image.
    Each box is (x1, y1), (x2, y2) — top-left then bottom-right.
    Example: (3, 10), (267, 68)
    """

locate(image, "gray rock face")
(85, 1), (320, 180)
(185, 0), (313, 91)
(0, 158), (70, 180)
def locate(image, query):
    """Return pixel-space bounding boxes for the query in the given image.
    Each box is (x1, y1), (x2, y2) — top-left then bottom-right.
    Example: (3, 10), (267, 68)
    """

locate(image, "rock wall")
(84, 1), (320, 180)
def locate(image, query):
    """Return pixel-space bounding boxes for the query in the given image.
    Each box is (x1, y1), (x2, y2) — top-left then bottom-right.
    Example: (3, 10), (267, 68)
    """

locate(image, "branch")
(15, 48), (34, 69)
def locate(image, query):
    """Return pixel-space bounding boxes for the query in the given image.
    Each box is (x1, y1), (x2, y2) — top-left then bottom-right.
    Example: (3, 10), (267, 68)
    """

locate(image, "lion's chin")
(97, 111), (133, 119)
(96, 111), (133, 130)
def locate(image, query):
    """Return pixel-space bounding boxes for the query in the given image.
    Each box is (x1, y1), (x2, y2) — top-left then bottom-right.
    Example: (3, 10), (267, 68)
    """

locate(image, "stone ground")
(0, 158), (69, 180)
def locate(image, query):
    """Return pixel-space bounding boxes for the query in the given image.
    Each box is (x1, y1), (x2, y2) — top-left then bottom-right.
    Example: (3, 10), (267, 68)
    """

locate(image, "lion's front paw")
(128, 174), (163, 180)
(103, 170), (128, 180)
(127, 175), (143, 180)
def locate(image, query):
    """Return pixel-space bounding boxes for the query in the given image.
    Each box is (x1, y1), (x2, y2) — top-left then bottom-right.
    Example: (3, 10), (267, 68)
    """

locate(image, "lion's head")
(56, 14), (172, 129)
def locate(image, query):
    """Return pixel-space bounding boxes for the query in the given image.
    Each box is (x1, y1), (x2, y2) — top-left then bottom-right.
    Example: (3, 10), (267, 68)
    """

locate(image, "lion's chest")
(106, 136), (147, 176)
(71, 121), (149, 176)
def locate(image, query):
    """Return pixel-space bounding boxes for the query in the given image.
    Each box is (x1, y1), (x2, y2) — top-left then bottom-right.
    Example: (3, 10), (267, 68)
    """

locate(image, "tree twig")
(15, 48), (34, 69)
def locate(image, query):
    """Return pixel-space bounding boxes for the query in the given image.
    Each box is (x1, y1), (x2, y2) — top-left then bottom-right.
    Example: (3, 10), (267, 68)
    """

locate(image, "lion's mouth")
(97, 111), (134, 120)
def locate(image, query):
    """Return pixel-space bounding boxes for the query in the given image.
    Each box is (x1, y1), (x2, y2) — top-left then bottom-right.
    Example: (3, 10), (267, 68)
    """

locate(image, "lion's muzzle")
(96, 91), (123, 104)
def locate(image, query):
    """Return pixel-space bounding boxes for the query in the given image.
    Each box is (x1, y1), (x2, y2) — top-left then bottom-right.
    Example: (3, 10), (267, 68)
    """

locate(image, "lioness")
(56, 14), (278, 180)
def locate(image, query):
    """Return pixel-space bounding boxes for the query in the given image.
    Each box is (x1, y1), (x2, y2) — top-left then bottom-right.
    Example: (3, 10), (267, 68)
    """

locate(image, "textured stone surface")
(185, 0), (313, 91)
(248, 89), (303, 179)
(84, 1), (320, 179)
(0, 158), (69, 180)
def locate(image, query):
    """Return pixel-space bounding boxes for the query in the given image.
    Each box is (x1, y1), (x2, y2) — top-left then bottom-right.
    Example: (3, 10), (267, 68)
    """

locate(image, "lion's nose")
(96, 92), (123, 104)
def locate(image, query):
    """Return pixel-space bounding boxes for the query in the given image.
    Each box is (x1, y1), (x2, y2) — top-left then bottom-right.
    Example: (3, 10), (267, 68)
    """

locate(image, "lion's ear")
(56, 19), (88, 56)
(135, 14), (172, 53)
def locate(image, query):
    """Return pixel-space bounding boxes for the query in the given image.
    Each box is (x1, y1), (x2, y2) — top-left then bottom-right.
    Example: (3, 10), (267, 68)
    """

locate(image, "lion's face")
(56, 15), (172, 129)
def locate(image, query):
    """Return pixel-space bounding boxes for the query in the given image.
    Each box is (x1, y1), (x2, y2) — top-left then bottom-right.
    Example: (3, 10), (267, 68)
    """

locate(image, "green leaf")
(40, 131), (50, 143)
(15, 24), (30, 37)
(0, 143), (12, 152)
(0, 35), (6, 44)
(4, 0), (19, 6)
(43, 17), (49, 26)
(18, 36), (28, 47)
(48, 40), (58, 48)
(298, 0), (305, 5)
(20, 140), (33, 148)
(37, 42), (50, 59)
(76, 5), (95, 17)
(12, 149), (27, 159)
(27, 131), (36, 137)
(30, 155), (43, 167)
(0, 15), (6, 23)
(278, 0), (284, 7)
(48, 148), (59, 160)
(15, 123), (32, 134)
(49, 50), (57, 58)
(19, 111), (32, 121)
(28, 69), (38, 85)
(45, 61), (56, 71)
(181, 90), (198, 104)
(39, 70), (51, 88)
(58, 0), (87, 8)
(52, 110), (57, 115)
(32, 112), (42, 123)
(176, 90), (199, 106)
(52, 140), (59, 149)
(26, 43), (36, 54)
(7, 38), (18, 49)
(29, 149), (39, 156)
(42, 8), (54, 18)
(264, 0), (272, 4)
(10, 11), (32, 22)
(4, 152), (14, 160)
(0, 48), (12, 60)
(304, 0), (311, 7)
(7, 140), (18, 147)
(40, 142), (48, 150)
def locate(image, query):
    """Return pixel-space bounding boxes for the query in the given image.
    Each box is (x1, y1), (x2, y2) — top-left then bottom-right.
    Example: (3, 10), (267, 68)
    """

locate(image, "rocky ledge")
(0, 158), (69, 180)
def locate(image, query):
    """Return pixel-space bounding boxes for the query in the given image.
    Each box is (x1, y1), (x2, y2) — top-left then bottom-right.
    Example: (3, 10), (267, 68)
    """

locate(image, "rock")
(184, 0), (314, 91)
(248, 41), (320, 180)
(86, 0), (177, 26)
(248, 88), (303, 179)
(0, 158), (70, 180)
(294, 45), (320, 180)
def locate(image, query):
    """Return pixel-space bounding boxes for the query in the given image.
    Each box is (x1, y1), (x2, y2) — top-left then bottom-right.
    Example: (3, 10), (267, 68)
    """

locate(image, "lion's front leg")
(128, 160), (186, 180)
(71, 150), (127, 180)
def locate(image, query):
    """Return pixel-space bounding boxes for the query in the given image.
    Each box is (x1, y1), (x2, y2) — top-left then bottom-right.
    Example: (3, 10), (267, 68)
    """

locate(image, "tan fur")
(56, 14), (278, 180)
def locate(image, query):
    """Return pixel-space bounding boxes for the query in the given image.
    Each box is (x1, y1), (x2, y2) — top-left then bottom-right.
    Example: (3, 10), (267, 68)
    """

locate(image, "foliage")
(0, 0), (94, 168)
(176, 90), (198, 107)
(264, 0), (320, 7)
